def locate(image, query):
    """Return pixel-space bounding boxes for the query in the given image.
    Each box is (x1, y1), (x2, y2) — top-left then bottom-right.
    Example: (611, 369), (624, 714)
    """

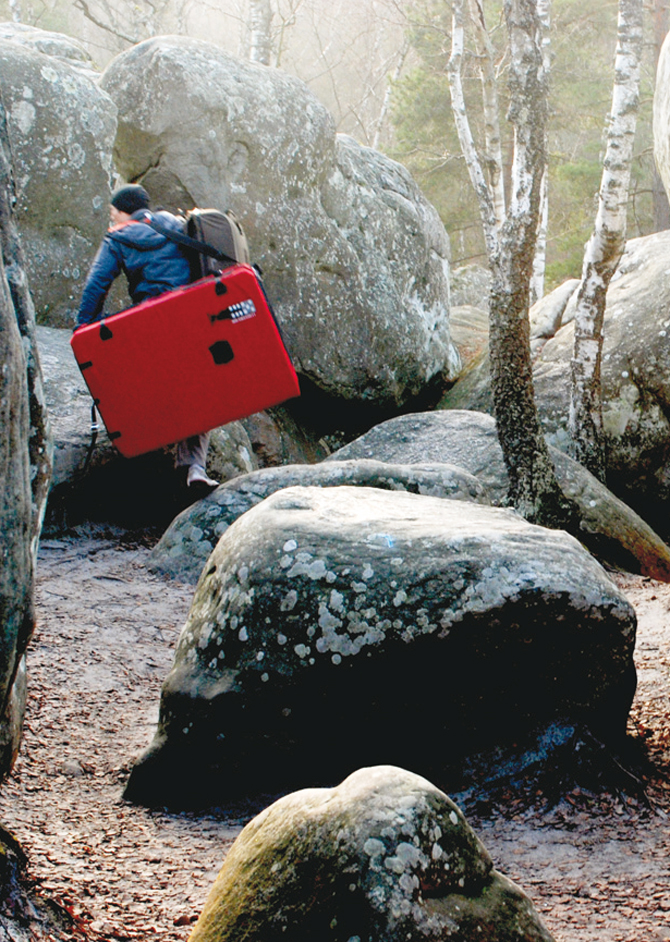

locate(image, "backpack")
(186, 208), (250, 279)
(143, 208), (251, 281)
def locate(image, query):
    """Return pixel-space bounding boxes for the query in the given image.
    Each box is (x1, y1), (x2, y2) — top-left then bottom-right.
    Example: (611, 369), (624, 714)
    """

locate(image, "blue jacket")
(76, 210), (192, 327)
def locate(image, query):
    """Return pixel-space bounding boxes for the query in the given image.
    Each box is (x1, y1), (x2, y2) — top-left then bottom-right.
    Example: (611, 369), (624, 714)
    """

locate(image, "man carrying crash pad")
(75, 183), (219, 492)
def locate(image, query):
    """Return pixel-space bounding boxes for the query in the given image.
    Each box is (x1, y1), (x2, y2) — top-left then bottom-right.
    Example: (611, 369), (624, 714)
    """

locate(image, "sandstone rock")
(0, 113), (51, 779)
(0, 22), (96, 76)
(0, 37), (117, 326)
(148, 458), (489, 583)
(332, 410), (670, 583)
(99, 36), (459, 417)
(240, 407), (330, 468)
(188, 766), (555, 942)
(0, 823), (78, 940)
(529, 277), (580, 355)
(0, 269), (31, 777)
(450, 263), (492, 309)
(441, 233), (670, 543)
(125, 484), (636, 807)
(448, 305), (489, 374)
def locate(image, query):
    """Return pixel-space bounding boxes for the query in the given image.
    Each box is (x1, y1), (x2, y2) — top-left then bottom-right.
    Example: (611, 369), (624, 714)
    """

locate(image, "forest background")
(2, 0), (669, 292)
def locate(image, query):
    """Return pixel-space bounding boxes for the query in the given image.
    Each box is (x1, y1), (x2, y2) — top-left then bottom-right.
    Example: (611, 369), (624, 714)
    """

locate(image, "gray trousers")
(175, 431), (210, 470)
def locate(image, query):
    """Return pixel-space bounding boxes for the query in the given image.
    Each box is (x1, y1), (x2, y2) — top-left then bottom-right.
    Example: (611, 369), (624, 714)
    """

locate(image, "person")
(76, 184), (219, 490)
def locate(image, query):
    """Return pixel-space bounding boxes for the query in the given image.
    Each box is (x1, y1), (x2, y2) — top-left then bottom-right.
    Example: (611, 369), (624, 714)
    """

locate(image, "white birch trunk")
(248, 0), (273, 66)
(468, 0), (506, 228)
(530, 0), (551, 304)
(569, 0), (643, 480)
(372, 38), (410, 151)
(530, 168), (548, 305)
(447, 0), (500, 262)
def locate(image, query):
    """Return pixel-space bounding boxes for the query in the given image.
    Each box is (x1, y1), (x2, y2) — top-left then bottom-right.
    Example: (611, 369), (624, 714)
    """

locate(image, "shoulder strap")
(140, 211), (238, 266)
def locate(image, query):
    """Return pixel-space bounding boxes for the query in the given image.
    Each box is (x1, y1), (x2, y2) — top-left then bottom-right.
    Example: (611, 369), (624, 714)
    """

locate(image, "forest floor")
(0, 531), (669, 941)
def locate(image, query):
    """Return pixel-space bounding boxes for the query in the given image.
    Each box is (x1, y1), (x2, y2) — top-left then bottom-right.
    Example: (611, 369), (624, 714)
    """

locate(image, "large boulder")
(327, 410), (670, 582)
(440, 233), (670, 541)
(0, 22), (96, 76)
(0, 287), (31, 777)
(125, 484), (636, 808)
(188, 766), (554, 942)
(0, 36), (117, 327)
(0, 112), (51, 778)
(99, 36), (459, 421)
(148, 458), (489, 583)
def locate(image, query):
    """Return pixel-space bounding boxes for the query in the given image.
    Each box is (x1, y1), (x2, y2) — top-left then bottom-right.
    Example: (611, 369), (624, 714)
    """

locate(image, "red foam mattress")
(71, 265), (300, 458)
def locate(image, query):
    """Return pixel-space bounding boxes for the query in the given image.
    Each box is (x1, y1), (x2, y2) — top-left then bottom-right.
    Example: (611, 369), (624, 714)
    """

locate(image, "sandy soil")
(0, 534), (669, 941)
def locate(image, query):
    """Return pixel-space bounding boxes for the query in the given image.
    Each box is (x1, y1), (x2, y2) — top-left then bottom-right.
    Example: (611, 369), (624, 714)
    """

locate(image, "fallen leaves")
(0, 539), (669, 942)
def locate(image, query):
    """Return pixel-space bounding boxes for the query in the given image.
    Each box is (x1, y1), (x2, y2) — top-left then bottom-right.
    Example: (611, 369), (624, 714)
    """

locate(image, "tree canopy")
(391, 0), (659, 286)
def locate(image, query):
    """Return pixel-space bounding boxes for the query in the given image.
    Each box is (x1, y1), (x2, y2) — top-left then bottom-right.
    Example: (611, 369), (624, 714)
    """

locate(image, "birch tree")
(569, 0), (644, 481)
(449, 0), (575, 526)
(248, 0), (273, 64)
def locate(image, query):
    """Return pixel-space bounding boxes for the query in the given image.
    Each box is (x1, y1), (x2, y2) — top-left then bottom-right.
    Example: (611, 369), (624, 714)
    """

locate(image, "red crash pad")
(71, 265), (300, 458)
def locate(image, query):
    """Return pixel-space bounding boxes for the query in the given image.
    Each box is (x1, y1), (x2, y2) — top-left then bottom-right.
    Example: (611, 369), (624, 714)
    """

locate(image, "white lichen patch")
(11, 98), (36, 135)
(287, 556), (329, 580)
(363, 838), (386, 859)
(280, 590), (299, 612)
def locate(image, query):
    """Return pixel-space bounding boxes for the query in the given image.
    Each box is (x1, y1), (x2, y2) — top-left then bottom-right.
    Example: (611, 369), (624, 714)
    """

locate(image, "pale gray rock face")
(99, 36), (458, 412)
(0, 38), (117, 327)
(0, 22), (96, 75)
(125, 484), (636, 808)
(449, 263), (492, 309)
(327, 410), (670, 582)
(148, 458), (490, 583)
(448, 304), (489, 374)
(187, 766), (555, 942)
(441, 233), (670, 539)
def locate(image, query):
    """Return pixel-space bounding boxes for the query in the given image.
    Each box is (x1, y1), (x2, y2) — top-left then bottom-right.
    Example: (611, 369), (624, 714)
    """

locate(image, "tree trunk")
(448, 0), (573, 526)
(488, 0), (576, 525)
(447, 0), (500, 261)
(653, 0), (670, 231)
(469, 0), (506, 228)
(248, 0), (273, 65)
(569, 0), (643, 481)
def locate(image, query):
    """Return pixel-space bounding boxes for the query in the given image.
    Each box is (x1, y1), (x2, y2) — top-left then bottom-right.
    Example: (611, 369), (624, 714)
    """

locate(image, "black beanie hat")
(111, 184), (150, 214)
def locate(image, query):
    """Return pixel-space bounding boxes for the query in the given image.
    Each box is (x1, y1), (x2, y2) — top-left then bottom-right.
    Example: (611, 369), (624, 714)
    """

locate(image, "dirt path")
(0, 536), (669, 941)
